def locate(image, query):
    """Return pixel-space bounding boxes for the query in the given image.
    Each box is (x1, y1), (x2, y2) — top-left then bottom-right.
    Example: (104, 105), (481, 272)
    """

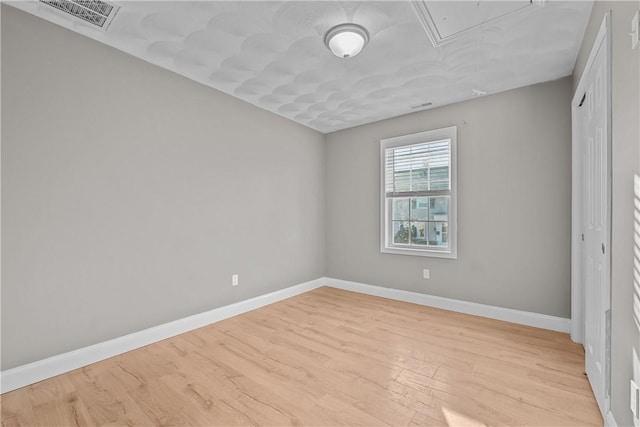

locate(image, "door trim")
(570, 11), (612, 417)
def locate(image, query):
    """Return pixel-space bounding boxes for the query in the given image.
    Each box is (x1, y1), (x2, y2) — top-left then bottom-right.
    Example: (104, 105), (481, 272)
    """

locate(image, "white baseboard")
(2, 276), (572, 393)
(0, 278), (325, 393)
(604, 410), (618, 427)
(325, 278), (571, 333)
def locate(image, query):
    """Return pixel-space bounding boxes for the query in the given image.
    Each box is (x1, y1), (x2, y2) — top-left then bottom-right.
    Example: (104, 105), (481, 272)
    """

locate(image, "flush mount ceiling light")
(324, 23), (369, 59)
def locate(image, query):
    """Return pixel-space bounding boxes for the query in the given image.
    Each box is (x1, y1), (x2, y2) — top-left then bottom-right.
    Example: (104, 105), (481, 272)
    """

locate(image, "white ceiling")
(9, 1), (593, 133)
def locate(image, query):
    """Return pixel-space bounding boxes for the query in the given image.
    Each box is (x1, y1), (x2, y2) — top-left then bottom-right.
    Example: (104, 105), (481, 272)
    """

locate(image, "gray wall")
(1, 5), (325, 370)
(573, 2), (640, 426)
(5, 7), (629, 416)
(325, 77), (573, 318)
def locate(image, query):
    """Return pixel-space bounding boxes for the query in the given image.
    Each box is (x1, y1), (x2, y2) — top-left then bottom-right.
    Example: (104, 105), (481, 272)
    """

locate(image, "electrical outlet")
(423, 269), (430, 279)
(232, 274), (239, 286)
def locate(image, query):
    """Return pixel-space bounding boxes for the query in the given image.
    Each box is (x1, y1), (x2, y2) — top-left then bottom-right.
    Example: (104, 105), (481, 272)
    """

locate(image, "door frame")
(570, 11), (612, 418)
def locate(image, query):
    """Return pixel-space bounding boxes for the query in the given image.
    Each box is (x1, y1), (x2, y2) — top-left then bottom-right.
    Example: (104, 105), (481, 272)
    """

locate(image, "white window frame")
(380, 126), (457, 259)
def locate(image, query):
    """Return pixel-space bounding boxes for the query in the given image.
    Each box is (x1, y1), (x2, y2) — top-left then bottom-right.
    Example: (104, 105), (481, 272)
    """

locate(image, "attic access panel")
(412, 0), (543, 47)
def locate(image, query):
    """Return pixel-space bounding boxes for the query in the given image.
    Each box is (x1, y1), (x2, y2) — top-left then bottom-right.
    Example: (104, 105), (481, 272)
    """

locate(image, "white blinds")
(384, 139), (451, 197)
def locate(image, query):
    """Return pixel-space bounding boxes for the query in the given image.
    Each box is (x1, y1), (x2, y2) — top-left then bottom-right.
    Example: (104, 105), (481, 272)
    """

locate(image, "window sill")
(381, 246), (457, 259)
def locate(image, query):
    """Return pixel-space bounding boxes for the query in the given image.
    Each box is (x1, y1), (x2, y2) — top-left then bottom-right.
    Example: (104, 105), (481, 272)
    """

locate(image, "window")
(380, 126), (457, 258)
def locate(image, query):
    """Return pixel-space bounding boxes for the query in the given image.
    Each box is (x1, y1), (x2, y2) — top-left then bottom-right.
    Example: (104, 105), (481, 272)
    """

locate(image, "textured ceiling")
(9, 1), (593, 133)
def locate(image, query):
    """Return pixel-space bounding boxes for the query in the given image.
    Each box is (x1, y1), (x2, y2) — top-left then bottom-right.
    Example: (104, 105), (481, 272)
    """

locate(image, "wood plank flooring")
(1, 287), (602, 426)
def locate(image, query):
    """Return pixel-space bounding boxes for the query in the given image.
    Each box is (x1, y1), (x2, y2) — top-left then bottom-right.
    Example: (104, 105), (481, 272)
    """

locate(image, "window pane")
(429, 196), (449, 221)
(393, 170), (411, 193)
(428, 166), (450, 191)
(428, 222), (448, 247)
(393, 221), (410, 244)
(388, 140), (450, 193)
(392, 199), (409, 220)
(410, 222), (428, 245)
(410, 198), (428, 220)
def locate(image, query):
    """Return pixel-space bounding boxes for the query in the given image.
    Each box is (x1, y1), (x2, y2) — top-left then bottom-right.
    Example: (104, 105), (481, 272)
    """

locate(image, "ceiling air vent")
(410, 102), (433, 110)
(39, 0), (120, 31)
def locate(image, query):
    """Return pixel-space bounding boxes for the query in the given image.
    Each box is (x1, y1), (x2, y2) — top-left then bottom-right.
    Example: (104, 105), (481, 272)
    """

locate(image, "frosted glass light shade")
(324, 24), (369, 59)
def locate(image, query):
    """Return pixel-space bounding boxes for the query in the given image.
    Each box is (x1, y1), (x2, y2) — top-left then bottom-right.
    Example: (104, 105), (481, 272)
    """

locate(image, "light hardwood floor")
(1, 287), (602, 426)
